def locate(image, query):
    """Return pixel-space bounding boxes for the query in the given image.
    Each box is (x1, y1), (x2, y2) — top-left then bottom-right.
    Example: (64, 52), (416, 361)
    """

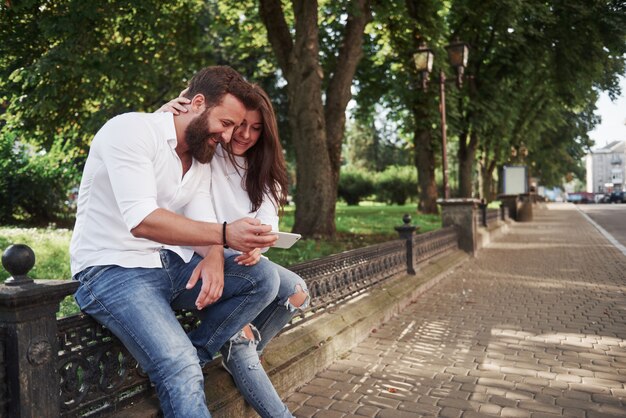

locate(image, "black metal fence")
(2, 226), (460, 417)
(475, 205), (505, 228)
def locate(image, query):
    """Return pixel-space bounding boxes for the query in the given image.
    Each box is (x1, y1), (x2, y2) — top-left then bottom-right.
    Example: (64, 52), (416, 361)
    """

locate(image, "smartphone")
(268, 231), (302, 249)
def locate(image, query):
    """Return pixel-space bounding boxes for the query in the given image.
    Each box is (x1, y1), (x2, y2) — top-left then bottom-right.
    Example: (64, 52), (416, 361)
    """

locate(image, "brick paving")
(287, 204), (626, 417)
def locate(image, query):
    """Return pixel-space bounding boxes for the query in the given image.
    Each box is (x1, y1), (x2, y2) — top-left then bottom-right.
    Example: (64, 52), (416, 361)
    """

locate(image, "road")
(577, 203), (626, 253)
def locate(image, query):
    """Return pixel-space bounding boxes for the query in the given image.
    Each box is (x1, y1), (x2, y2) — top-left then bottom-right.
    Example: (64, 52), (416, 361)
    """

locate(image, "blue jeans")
(220, 257), (308, 418)
(253, 262), (309, 353)
(74, 250), (279, 418)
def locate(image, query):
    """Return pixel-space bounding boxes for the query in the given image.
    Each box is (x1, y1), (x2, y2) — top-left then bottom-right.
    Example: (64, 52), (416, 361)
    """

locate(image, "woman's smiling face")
(232, 109), (263, 156)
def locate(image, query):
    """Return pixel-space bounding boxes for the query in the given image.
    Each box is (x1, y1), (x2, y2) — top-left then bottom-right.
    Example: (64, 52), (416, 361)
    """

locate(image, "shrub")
(338, 166), (375, 205)
(0, 131), (27, 223)
(0, 131), (80, 224)
(374, 165), (418, 205)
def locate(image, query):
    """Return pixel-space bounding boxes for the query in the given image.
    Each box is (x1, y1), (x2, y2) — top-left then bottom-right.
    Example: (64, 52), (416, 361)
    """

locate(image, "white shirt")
(70, 112), (215, 275)
(210, 145), (279, 256)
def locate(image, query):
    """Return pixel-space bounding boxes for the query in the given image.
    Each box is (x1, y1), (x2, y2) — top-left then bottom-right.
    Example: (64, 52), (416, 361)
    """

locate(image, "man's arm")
(131, 208), (277, 253)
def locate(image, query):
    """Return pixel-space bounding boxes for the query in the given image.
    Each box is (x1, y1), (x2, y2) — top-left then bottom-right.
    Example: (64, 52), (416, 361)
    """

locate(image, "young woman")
(159, 85), (308, 418)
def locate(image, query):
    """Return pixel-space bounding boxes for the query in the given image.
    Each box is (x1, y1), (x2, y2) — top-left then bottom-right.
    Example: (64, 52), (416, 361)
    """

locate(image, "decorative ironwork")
(412, 227), (458, 265)
(28, 338), (53, 366)
(57, 311), (200, 417)
(287, 240), (407, 327)
(57, 314), (146, 417)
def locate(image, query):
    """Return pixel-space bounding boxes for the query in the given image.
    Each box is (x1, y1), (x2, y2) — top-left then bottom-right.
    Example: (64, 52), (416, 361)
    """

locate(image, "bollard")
(479, 200), (488, 227)
(394, 214), (417, 275)
(0, 244), (78, 418)
(517, 193), (533, 222)
(497, 194), (518, 221)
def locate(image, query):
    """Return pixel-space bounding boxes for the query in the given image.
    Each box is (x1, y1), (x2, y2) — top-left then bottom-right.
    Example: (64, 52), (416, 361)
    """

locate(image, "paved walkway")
(286, 203), (626, 417)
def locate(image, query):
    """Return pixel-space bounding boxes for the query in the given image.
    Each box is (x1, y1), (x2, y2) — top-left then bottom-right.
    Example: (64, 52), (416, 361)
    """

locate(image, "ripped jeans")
(220, 256), (309, 418)
(74, 250), (279, 418)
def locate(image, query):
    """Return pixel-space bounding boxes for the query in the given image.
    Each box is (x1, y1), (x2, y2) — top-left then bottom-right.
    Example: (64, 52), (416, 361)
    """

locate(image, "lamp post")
(413, 39), (470, 200)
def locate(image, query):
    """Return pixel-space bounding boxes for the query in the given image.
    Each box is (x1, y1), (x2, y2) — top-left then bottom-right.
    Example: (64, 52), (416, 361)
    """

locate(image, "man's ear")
(190, 94), (206, 113)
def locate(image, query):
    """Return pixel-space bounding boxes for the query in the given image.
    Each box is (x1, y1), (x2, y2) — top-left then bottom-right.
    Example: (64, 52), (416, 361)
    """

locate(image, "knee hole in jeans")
(287, 284), (309, 309)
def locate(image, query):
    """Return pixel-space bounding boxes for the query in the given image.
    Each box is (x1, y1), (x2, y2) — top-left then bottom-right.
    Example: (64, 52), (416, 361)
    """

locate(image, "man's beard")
(185, 108), (220, 164)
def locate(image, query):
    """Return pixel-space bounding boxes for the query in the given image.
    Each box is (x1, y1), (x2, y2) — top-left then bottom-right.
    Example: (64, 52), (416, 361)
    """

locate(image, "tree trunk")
(325, 0), (371, 193)
(287, 66), (336, 237)
(481, 153), (498, 202)
(458, 130), (478, 198)
(259, 0), (370, 238)
(414, 127), (438, 213)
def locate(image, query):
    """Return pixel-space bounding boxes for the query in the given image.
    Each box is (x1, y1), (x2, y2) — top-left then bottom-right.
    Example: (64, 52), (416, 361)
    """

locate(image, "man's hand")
(234, 248), (262, 266)
(186, 247), (224, 309)
(226, 218), (277, 252)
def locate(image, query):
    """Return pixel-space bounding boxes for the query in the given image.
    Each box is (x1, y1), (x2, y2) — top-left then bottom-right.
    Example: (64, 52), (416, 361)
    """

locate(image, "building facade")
(586, 140), (626, 194)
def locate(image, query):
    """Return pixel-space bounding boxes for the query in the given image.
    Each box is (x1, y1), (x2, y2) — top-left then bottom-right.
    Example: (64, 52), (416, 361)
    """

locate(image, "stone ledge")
(112, 249), (469, 417)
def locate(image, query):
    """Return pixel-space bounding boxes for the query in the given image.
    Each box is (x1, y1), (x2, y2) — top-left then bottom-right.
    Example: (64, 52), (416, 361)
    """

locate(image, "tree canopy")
(1, 0), (625, 228)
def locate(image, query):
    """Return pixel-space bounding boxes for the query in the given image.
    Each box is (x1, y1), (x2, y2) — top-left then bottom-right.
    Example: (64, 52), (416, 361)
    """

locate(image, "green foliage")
(374, 165), (418, 205)
(343, 119), (412, 171)
(0, 131), (23, 222)
(0, 132), (80, 224)
(448, 0), (626, 193)
(0, 0), (211, 150)
(337, 167), (376, 206)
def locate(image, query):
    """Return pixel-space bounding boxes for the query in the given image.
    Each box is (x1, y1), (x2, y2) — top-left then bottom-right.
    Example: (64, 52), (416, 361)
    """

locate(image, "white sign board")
(502, 165), (527, 195)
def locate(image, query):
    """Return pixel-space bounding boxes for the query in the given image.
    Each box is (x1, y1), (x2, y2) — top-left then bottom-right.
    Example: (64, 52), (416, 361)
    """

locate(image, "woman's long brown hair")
(242, 85), (289, 213)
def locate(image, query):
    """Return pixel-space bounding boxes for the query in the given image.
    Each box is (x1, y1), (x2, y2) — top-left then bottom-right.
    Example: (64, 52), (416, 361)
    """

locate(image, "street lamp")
(413, 39), (470, 199)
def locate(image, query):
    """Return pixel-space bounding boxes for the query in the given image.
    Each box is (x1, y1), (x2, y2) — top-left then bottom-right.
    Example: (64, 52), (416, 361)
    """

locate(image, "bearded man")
(70, 66), (279, 417)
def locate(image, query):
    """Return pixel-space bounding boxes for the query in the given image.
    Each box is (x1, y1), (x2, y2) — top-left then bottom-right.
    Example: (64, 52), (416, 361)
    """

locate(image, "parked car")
(609, 191), (626, 203)
(566, 192), (594, 203)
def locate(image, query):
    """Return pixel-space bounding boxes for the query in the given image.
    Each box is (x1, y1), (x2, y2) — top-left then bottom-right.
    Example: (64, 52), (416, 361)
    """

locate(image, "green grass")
(0, 226), (73, 281)
(1, 203), (440, 317)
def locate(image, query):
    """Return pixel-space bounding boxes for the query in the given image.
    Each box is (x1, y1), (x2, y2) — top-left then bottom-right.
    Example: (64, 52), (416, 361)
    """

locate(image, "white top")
(210, 145), (279, 256)
(70, 112), (215, 275)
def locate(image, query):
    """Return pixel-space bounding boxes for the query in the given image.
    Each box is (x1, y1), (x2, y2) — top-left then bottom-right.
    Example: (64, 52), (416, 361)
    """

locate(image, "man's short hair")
(184, 66), (256, 109)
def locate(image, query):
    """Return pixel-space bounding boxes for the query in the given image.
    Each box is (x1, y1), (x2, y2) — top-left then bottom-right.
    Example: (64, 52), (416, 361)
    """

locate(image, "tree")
(447, 0), (626, 198)
(0, 0), (213, 152)
(354, 0), (446, 214)
(259, 0), (372, 238)
(343, 117), (411, 172)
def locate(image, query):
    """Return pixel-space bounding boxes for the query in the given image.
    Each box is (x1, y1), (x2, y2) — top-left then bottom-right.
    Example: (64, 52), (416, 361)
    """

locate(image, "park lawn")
(0, 203), (439, 316)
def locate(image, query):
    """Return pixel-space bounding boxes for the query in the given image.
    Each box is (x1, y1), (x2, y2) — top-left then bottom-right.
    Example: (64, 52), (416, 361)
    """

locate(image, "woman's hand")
(155, 88), (190, 115)
(234, 248), (262, 266)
